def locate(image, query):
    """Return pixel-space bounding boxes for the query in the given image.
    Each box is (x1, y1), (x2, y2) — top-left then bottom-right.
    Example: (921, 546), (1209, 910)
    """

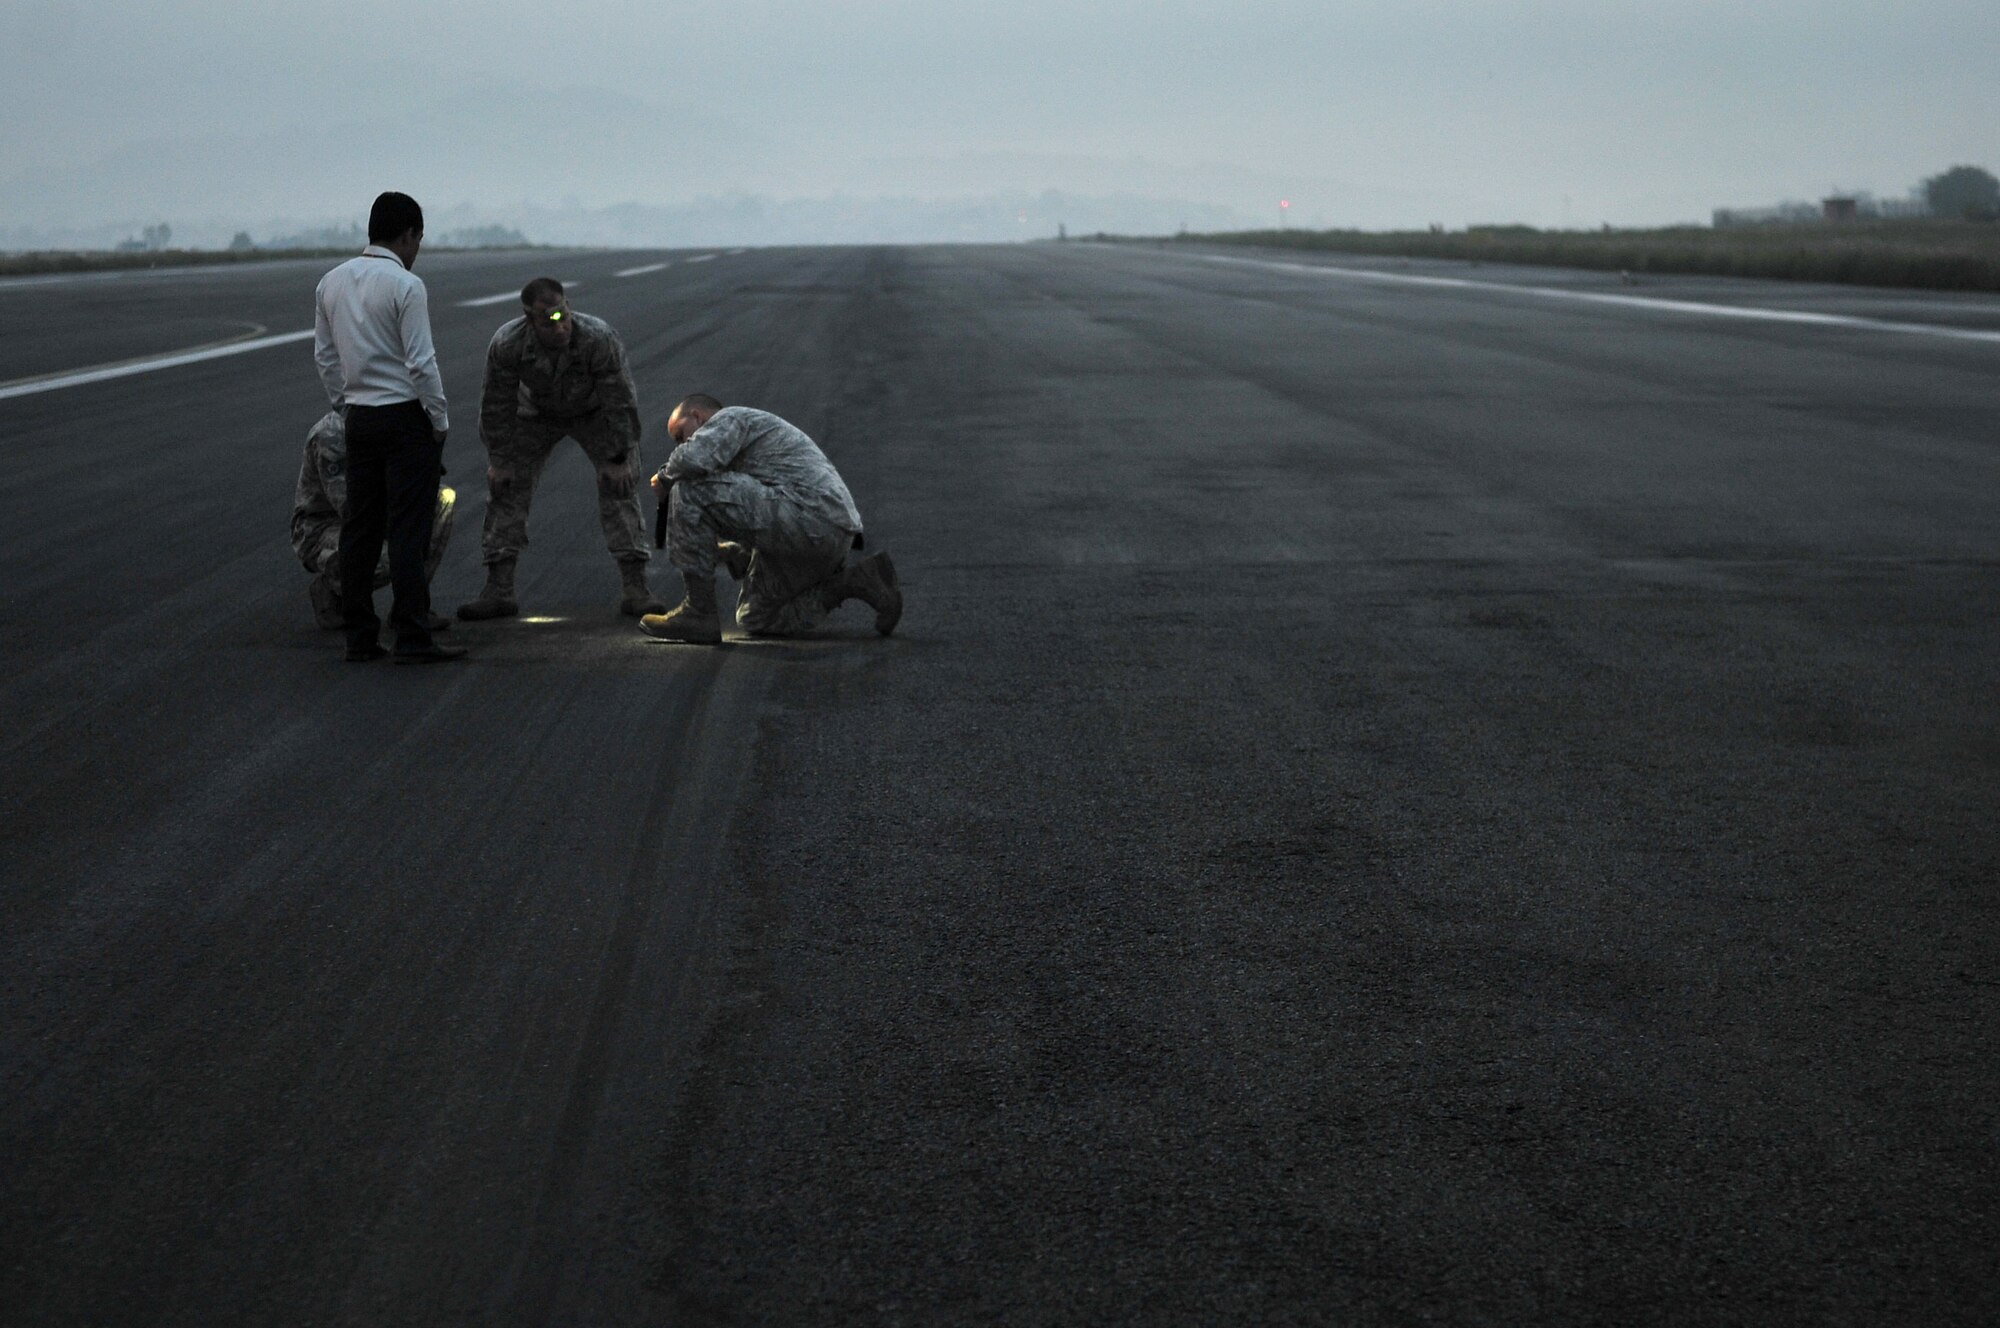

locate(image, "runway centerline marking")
(682, 253), (717, 264)
(615, 263), (669, 277)
(0, 326), (314, 402)
(457, 281), (583, 308)
(1190, 253), (2000, 346)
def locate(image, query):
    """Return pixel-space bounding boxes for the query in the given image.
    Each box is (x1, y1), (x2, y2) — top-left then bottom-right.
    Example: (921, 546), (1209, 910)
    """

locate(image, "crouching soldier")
(642, 394), (900, 644)
(458, 278), (666, 620)
(291, 409), (455, 630)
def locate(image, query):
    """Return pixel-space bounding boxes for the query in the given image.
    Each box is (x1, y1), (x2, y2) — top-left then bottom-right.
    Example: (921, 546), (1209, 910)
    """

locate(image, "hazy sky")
(2, 0), (1994, 239)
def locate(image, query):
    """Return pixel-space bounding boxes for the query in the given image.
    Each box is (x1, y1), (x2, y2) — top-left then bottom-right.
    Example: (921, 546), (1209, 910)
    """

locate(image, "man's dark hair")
(520, 276), (565, 306)
(367, 192), (424, 244)
(677, 393), (724, 414)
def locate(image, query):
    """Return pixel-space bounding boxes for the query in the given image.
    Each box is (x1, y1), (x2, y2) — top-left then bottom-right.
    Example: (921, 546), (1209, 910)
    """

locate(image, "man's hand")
(649, 471), (667, 494)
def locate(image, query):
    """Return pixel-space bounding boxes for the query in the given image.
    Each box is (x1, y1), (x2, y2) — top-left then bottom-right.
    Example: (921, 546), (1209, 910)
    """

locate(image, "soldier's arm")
(663, 410), (750, 481)
(594, 327), (643, 452)
(478, 325), (521, 457)
(311, 415), (347, 513)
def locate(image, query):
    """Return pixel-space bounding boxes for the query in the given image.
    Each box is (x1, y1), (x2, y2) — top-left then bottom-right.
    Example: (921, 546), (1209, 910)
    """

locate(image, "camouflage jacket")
(290, 410), (348, 557)
(663, 407), (863, 536)
(479, 311), (640, 452)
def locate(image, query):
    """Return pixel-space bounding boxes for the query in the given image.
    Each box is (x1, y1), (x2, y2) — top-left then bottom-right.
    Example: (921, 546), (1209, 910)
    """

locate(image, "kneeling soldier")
(643, 394), (900, 644)
(292, 410), (455, 630)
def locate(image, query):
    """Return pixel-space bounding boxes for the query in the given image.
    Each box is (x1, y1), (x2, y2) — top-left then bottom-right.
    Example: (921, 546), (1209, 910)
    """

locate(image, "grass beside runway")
(1116, 219), (2000, 292)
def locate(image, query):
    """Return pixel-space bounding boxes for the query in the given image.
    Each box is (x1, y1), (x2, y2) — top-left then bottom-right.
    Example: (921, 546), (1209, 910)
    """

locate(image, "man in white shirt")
(312, 191), (466, 663)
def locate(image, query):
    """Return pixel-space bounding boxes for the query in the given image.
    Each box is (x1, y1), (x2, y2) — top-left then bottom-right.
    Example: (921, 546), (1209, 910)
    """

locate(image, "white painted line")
(0, 329), (316, 402)
(0, 270), (131, 292)
(457, 281), (582, 307)
(615, 262), (669, 277)
(725, 248), (747, 256)
(682, 253), (717, 264)
(1192, 254), (2000, 346)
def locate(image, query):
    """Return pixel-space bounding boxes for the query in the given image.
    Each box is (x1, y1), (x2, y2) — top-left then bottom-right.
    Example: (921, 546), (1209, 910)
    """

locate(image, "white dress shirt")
(313, 245), (449, 433)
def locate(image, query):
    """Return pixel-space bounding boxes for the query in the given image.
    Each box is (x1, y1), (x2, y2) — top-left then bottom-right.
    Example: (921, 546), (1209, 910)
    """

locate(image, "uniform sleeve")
(316, 428), (347, 514)
(312, 279), (344, 407)
(479, 325), (521, 454)
(664, 411), (751, 480)
(594, 328), (642, 454)
(398, 280), (449, 434)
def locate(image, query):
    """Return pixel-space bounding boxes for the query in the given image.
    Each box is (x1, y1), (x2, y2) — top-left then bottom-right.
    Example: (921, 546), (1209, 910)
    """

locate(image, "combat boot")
(457, 558), (518, 620)
(618, 560), (667, 616)
(640, 574), (723, 644)
(821, 552), (903, 636)
(308, 575), (345, 630)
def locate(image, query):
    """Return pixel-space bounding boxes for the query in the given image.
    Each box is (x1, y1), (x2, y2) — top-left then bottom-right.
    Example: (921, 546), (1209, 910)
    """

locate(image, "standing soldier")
(458, 278), (667, 620)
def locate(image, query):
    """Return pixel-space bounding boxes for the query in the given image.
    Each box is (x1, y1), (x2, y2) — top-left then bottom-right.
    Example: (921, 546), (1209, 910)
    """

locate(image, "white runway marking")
(0, 328), (315, 402)
(0, 270), (130, 292)
(457, 281), (582, 308)
(615, 262), (669, 277)
(1192, 254), (2000, 346)
(682, 253), (717, 264)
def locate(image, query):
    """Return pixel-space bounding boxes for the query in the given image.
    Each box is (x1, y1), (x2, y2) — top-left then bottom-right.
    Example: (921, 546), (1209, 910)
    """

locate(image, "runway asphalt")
(1, 241), (1996, 1325)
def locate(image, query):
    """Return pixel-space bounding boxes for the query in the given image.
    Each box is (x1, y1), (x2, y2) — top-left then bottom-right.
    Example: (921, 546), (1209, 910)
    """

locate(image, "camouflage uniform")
(291, 411), (455, 615)
(477, 311), (648, 569)
(662, 407), (863, 637)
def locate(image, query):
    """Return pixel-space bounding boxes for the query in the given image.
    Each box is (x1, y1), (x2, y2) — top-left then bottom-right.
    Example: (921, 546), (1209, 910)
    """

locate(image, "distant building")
(1713, 190), (1931, 227)
(1712, 201), (1821, 227)
(1873, 194), (1932, 219)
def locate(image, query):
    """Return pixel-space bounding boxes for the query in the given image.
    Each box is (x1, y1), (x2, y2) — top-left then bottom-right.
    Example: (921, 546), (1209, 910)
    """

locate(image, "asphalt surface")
(2, 242), (1996, 1325)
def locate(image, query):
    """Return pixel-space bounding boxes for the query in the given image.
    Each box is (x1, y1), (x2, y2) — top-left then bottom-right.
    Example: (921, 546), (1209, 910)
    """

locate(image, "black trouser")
(339, 400), (444, 652)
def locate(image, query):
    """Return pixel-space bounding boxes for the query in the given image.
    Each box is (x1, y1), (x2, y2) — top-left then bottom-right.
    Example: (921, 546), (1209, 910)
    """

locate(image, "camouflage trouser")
(668, 473), (853, 637)
(480, 413), (648, 567)
(298, 487), (456, 590)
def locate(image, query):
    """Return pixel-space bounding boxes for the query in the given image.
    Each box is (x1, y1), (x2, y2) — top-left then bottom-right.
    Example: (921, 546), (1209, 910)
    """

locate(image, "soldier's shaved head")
(667, 394), (724, 444)
(520, 277), (565, 307)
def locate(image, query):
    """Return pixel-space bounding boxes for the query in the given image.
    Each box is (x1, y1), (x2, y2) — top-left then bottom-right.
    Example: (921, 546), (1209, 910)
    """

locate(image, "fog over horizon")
(2, 0), (1993, 248)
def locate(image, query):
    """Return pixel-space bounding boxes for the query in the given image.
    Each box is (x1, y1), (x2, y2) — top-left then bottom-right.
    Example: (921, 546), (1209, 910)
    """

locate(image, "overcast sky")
(2, 0), (1994, 240)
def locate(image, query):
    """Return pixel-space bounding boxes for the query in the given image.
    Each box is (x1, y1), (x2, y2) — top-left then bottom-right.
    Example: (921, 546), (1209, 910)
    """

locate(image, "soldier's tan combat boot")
(640, 574), (723, 644)
(618, 560), (667, 616)
(821, 552), (902, 636)
(457, 558), (518, 621)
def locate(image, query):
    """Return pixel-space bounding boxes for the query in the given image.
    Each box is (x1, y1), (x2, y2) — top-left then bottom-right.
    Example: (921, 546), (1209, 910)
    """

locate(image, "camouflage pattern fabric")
(477, 413), (649, 566)
(479, 311), (641, 448)
(667, 473), (853, 637)
(660, 406), (862, 539)
(659, 406), (867, 636)
(477, 311), (647, 566)
(292, 410), (456, 590)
